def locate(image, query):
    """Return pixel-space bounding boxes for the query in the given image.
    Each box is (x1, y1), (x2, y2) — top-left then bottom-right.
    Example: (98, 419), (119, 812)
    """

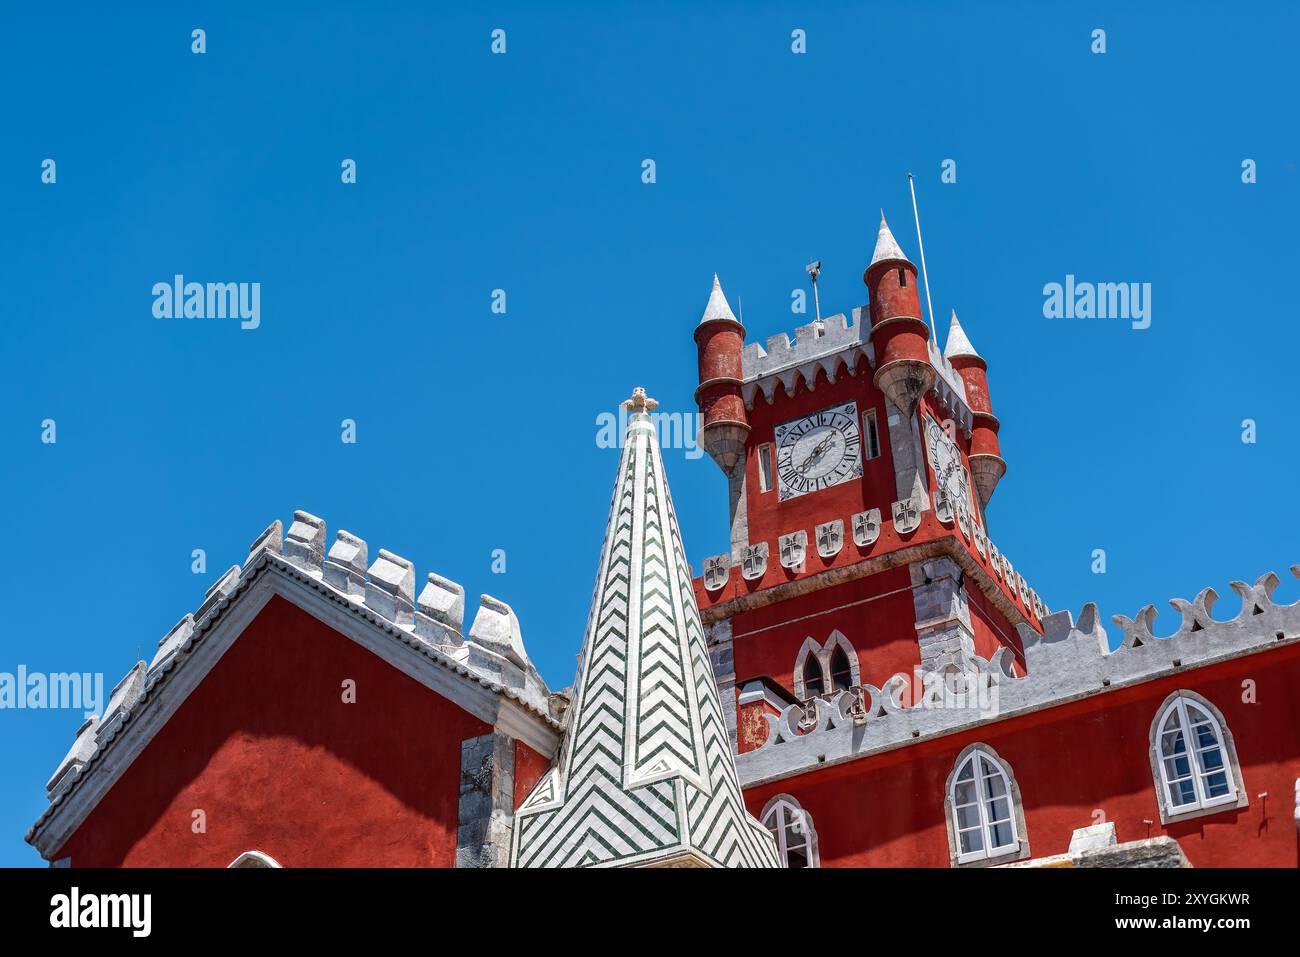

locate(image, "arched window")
(801, 654), (825, 699)
(829, 645), (853, 692)
(760, 795), (820, 868)
(228, 850), (282, 868)
(945, 745), (1028, 866)
(1150, 692), (1245, 822)
(793, 632), (860, 701)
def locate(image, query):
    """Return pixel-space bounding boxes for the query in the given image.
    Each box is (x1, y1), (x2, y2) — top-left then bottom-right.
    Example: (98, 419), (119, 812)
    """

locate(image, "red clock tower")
(692, 213), (1044, 755)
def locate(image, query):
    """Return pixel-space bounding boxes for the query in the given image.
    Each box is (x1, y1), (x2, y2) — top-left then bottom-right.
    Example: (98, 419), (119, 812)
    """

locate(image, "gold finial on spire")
(623, 386), (659, 414)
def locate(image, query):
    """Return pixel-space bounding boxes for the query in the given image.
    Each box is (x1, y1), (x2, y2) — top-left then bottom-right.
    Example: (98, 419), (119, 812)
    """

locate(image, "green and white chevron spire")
(510, 388), (780, 868)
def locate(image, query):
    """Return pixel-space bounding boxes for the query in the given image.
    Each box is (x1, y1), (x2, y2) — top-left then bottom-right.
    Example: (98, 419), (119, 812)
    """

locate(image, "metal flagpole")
(907, 172), (936, 342)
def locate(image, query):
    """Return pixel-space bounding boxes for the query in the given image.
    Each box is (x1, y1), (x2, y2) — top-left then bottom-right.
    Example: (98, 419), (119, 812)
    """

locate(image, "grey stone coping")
(737, 565), (1300, 787)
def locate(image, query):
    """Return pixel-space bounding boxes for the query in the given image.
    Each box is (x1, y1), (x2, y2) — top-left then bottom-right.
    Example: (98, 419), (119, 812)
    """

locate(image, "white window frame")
(228, 850), (282, 868)
(757, 443), (774, 493)
(1149, 691), (1246, 824)
(944, 744), (1029, 867)
(863, 409), (881, 460)
(760, 795), (820, 868)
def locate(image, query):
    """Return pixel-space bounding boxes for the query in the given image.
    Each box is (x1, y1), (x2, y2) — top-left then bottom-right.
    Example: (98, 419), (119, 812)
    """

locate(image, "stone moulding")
(736, 566), (1300, 788)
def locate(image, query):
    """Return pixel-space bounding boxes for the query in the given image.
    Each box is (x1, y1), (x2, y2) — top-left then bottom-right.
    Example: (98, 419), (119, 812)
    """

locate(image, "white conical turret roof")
(510, 388), (779, 869)
(869, 211), (911, 268)
(943, 309), (981, 360)
(698, 273), (740, 326)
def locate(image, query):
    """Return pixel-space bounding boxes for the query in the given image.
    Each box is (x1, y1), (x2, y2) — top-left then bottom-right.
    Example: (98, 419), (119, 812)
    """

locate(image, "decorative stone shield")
(778, 530), (807, 572)
(989, 542), (1002, 578)
(703, 553), (730, 592)
(1018, 573), (1032, 605)
(956, 506), (971, 540)
(815, 519), (844, 559)
(852, 509), (881, 547)
(934, 488), (953, 524)
(741, 542), (768, 581)
(973, 523), (988, 559)
(891, 497), (922, 536)
(1031, 589), (1047, 620)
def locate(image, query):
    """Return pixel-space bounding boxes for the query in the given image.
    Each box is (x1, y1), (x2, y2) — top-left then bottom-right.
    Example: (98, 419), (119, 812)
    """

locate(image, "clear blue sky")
(1, 2), (1296, 866)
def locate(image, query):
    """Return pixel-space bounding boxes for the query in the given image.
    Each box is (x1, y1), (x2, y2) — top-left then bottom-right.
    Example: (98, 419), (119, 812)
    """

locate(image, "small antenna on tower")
(805, 260), (823, 324)
(907, 172), (937, 342)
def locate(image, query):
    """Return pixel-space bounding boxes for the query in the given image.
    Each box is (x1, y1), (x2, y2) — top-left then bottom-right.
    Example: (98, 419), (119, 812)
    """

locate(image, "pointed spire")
(511, 388), (779, 869)
(869, 211), (911, 268)
(698, 273), (740, 326)
(943, 309), (980, 360)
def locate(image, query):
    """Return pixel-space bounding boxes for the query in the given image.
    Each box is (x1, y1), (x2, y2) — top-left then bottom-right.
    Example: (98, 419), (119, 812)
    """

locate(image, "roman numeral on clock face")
(772, 401), (863, 501)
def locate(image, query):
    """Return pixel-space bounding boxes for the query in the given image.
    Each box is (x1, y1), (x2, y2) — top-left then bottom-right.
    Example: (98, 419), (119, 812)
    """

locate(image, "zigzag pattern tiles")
(511, 412), (778, 868)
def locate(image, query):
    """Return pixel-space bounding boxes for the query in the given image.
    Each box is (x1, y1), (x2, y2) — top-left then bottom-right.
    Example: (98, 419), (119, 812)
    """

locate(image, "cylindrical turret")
(864, 214), (935, 416)
(693, 274), (749, 473)
(944, 310), (1006, 508)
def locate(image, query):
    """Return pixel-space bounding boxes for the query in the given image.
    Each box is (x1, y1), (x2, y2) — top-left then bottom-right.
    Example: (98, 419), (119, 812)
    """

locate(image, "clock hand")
(796, 435), (836, 474)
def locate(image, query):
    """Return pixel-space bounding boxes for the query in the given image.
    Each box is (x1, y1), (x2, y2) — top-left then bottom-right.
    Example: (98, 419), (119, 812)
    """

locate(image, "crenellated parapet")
(737, 309), (974, 434)
(36, 509), (556, 814)
(740, 310), (876, 408)
(736, 566), (1300, 787)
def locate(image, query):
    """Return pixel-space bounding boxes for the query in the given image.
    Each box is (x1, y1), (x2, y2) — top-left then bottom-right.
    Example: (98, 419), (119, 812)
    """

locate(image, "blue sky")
(1, 2), (1296, 866)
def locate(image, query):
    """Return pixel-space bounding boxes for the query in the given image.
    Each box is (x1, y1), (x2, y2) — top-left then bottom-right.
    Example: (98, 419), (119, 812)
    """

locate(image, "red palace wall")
(55, 595), (493, 867)
(730, 567), (920, 699)
(743, 643), (1300, 867)
(514, 741), (551, 808)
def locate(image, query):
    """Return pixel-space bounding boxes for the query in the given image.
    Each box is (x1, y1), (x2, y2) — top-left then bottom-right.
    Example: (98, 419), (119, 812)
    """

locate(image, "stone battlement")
(737, 308), (972, 431)
(38, 509), (554, 810)
(736, 564), (1300, 787)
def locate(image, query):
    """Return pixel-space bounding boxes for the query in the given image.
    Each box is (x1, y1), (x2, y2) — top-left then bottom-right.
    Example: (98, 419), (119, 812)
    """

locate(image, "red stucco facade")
(55, 596), (492, 867)
(742, 643), (1300, 867)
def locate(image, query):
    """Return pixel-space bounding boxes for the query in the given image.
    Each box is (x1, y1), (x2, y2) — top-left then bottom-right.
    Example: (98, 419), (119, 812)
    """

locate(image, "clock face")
(774, 402), (863, 501)
(924, 415), (971, 517)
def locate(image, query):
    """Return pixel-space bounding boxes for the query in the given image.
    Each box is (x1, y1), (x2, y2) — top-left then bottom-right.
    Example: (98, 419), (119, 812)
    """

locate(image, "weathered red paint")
(864, 258), (922, 328)
(744, 645), (1300, 867)
(55, 595), (491, 867)
(513, 741), (551, 810)
(695, 313), (748, 431)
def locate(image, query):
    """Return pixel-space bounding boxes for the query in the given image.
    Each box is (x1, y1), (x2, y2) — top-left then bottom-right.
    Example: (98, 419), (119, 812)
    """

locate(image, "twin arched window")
(794, 632), (858, 701)
(761, 795), (819, 868)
